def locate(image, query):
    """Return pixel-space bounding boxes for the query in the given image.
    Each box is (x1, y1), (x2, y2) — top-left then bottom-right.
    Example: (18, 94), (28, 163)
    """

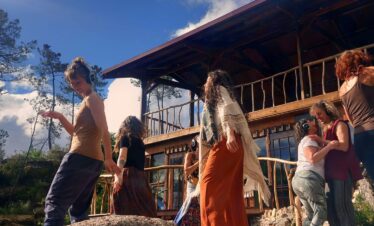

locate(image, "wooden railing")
(234, 43), (374, 112)
(144, 99), (203, 137)
(143, 43), (374, 138)
(257, 157), (304, 226)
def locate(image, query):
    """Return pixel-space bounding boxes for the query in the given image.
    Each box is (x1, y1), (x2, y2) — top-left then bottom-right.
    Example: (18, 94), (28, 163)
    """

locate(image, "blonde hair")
(310, 100), (341, 121)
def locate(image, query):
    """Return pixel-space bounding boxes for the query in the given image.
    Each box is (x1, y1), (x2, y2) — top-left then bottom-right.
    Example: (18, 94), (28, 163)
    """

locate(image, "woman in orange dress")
(197, 70), (270, 226)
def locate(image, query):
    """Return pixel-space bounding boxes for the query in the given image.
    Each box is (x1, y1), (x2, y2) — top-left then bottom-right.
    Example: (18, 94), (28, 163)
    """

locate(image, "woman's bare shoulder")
(361, 67), (374, 85)
(339, 77), (357, 96)
(85, 92), (103, 107)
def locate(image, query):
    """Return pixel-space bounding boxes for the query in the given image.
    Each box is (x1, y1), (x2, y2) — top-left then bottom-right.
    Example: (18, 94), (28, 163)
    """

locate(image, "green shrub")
(354, 194), (374, 226)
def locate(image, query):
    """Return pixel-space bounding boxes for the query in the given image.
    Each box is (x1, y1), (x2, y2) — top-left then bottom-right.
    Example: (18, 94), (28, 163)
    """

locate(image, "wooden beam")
(144, 126), (199, 145)
(247, 91), (340, 122)
(296, 32), (305, 100)
(140, 79), (148, 122)
(189, 91), (195, 127)
(311, 24), (346, 51)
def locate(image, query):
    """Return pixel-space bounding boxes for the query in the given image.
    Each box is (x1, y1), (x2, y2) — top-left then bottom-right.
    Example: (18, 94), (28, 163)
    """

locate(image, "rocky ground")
(254, 178), (373, 226)
(70, 215), (175, 226)
(69, 178), (373, 226)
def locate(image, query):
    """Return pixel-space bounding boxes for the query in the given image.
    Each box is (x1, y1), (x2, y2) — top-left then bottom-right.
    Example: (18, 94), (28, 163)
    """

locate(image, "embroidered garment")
(196, 86), (270, 206)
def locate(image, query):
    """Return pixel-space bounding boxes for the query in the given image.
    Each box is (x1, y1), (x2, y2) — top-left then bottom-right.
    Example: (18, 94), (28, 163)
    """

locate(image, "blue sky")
(1, 0), (208, 69)
(0, 0), (253, 156)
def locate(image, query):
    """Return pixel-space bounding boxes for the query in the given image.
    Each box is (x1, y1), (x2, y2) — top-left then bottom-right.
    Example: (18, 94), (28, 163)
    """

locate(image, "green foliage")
(0, 129), (9, 161)
(354, 194), (374, 226)
(0, 147), (66, 217)
(0, 200), (32, 214)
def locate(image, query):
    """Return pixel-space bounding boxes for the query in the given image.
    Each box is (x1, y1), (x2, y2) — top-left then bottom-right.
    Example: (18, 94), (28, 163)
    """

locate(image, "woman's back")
(120, 135), (145, 171)
(341, 67), (374, 131)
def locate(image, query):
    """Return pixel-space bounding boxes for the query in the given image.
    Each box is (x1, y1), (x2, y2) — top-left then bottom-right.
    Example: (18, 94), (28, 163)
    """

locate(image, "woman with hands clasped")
(292, 117), (338, 226)
(42, 57), (120, 226)
(110, 116), (156, 217)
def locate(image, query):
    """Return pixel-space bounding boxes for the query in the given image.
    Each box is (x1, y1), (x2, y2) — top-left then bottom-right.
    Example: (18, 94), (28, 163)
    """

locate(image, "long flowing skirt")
(110, 166), (156, 217)
(174, 195), (201, 226)
(200, 136), (249, 226)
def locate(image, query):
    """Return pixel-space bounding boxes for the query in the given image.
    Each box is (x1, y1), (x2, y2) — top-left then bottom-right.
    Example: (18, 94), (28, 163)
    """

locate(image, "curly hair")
(203, 69), (236, 110)
(310, 100), (341, 122)
(114, 116), (146, 152)
(64, 57), (92, 84)
(335, 49), (371, 80)
(294, 119), (308, 144)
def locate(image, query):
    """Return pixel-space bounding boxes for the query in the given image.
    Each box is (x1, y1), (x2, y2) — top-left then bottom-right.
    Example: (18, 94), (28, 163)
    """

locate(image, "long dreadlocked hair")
(203, 69), (237, 110)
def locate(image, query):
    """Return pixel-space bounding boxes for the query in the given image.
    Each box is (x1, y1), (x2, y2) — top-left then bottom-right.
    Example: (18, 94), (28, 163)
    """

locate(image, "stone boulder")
(71, 215), (175, 226)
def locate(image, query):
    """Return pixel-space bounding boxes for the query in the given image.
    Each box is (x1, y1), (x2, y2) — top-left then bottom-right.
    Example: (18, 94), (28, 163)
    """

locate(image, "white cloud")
(0, 81), (5, 94)
(0, 78), (141, 157)
(104, 79), (141, 133)
(0, 91), (72, 157)
(173, 0), (254, 37)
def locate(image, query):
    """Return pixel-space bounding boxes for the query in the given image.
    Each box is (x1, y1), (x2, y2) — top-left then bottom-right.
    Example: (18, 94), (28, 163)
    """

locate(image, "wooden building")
(101, 0), (374, 219)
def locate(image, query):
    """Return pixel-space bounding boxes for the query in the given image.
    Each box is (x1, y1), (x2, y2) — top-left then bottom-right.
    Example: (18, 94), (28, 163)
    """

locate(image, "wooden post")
(273, 162), (280, 210)
(165, 153), (171, 210)
(294, 196), (302, 226)
(189, 91), (195, 127)
(284, 163), (294, 206)
(140, 79), (148, 123)
(296, 32), (305, 100)
(266, 130), (273, 186)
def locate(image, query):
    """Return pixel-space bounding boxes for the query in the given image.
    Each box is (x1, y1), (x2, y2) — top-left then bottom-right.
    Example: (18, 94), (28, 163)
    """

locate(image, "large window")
(169, 153), (184, 210)
(150, 153), (166, 210)
(270, 130), (296, 207)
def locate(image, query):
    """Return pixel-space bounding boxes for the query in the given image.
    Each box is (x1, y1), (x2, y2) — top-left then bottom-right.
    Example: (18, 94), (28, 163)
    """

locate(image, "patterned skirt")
(174, 195), (201, 226)
(110, 166), (157, 217)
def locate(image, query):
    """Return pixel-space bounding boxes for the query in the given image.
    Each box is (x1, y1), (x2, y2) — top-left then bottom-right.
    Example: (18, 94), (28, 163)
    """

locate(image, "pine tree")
(0, 9), (36, 95)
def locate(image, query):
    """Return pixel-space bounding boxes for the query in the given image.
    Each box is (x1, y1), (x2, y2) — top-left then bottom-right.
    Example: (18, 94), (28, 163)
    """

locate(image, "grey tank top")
(341, 78), (374, 133)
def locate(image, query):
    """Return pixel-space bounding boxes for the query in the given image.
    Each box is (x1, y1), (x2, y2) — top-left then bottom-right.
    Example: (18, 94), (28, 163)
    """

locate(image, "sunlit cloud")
(0, 91), (72, 157)
(104, 78), (141, 133)
(173, 0), (253, 37)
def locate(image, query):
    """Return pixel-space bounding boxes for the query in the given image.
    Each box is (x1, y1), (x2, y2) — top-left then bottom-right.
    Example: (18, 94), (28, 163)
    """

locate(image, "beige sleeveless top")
(70, 98), (103, 161)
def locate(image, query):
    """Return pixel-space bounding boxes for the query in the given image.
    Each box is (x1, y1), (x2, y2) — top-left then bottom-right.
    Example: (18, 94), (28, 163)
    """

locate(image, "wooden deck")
(143, 91), (340, 145)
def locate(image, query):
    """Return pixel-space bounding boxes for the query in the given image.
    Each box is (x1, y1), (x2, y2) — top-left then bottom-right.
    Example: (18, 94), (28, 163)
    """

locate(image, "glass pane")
(170, 153), (185, 209)
(279, 138), (289, 148)
(254, 137), (266, 157)
(151, 153), (166, 183)
(289, 137), (295, 147)
(173, 168), (184, 209)
(290, 147), (297, 161)
(152, 186), (166, 210)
